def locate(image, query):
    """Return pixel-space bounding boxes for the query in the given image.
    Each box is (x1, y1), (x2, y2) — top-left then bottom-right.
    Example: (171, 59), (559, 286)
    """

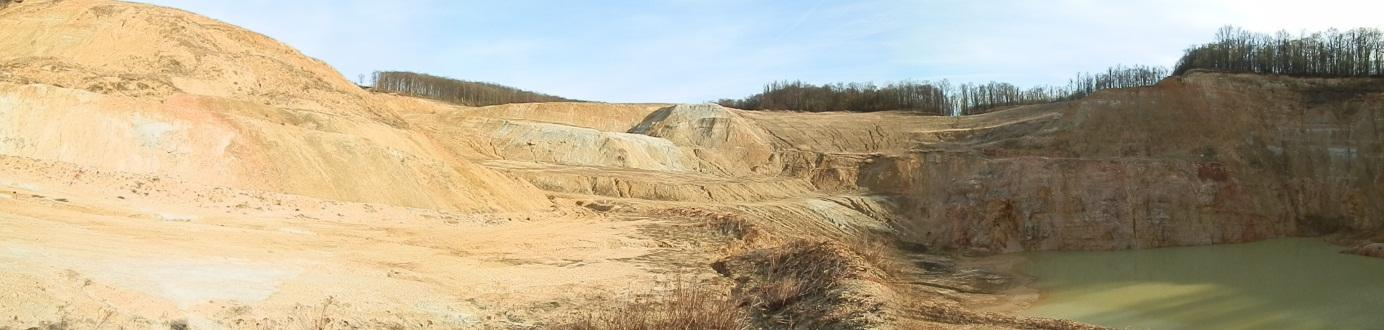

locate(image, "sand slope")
(1, 0), (1381, 329)
(0, 0), (549, 212)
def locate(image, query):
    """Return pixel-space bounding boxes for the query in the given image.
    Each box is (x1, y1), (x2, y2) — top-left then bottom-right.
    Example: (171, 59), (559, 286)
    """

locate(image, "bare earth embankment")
(2, 0), (1381, 329)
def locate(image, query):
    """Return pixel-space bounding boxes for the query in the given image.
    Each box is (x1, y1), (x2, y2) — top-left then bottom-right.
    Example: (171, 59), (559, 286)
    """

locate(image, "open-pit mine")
(2, 1), (1381, 329)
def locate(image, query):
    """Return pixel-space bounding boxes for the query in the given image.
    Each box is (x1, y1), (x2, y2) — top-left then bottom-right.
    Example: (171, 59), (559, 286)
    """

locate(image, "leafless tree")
(370, 71), (579, 106)
(1175, 26), (1384, 77)
(718, 65), (1168, 116)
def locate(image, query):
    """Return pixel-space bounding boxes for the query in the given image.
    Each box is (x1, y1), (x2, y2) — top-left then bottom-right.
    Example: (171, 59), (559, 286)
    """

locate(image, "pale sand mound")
(0, 0), (548, 212)
(0, 0), (378, 117)
(410, 103), (781, 177)
(418, 113), (704, 173)
(630, 104), (779, 176)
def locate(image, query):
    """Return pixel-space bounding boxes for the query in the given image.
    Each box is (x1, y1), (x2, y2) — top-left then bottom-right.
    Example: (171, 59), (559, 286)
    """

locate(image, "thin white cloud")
(130, 0), (1384, 103)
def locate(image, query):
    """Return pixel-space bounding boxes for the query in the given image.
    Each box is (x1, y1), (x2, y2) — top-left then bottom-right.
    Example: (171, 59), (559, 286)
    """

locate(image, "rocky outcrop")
(1346, 243), (1384, 258)
(862, 154), (1291, 252)
(870, 74), (1384, 252)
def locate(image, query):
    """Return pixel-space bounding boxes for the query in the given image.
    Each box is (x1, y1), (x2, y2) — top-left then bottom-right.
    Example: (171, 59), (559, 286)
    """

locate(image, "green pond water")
(1018, 238), (1384, 329)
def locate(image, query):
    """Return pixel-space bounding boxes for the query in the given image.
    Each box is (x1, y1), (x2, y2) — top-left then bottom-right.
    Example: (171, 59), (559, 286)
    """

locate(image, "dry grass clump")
(847, 236), (914, 278)
(656, 207), (766, 243)
(716, 240), (888, 329)
(704, 213), (763, 243)
(564, 281), (748, 330)
(566, 240), (883, 330)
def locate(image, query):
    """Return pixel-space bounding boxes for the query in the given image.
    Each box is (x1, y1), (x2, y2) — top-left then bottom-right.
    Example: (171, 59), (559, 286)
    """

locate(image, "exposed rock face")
(869, 74), (1384, 252)
(403, 74), (1382, 253)
(864, 155), (1290, 252)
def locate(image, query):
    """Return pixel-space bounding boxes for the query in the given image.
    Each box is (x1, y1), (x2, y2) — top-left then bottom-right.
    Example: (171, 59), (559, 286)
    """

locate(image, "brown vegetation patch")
(713, 240), (888, 329)
(1344, 242), (1384, 258)
(655, 208), (767, 244)
(1196, 162), (1229, 182)
(562, 280), (747, 330)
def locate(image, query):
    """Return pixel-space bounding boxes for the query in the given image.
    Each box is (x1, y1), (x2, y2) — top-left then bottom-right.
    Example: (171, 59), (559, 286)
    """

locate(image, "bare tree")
(721, 25), (1384, 116)
(371, 71), (580, 106)
(717, 65), (1168, 116)
(1175, 26), (1384, 77)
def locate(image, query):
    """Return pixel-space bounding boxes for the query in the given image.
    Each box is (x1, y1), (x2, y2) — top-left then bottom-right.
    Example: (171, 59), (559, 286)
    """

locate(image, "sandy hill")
(422, 74), (1382, 252)
(0, 0), (547, 212)
(0, 0), (1381, 329)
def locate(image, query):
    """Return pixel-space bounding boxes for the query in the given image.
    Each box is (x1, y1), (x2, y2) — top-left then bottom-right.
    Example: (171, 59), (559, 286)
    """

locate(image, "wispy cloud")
(134, 0), (1384, 103)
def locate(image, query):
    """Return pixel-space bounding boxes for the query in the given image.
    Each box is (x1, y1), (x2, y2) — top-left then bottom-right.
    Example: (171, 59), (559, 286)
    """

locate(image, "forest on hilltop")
(719, 26), (1384, 116)
(370, 71), (580, 107)
(366, 26), (1383, 113)
(1175, 26), (1384, 77)
(716, 66), (1166, 116)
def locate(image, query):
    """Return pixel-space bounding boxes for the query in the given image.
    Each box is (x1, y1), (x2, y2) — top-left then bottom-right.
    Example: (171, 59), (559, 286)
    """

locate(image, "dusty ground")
(0, 152), (1057, 329)
(0, 155), (738, 329)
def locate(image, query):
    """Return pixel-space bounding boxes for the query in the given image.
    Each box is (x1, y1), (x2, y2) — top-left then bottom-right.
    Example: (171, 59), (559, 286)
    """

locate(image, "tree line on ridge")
(1174, 26), (1384, 77)
(715, 65), (1168, 116)
(369, 71), (579, 107)
(367, 26), (1383, 114)
(719, 26), (1384, 115)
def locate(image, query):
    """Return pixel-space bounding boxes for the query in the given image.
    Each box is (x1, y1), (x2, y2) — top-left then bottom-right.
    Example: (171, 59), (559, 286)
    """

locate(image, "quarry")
(1, 0), (1381, 329)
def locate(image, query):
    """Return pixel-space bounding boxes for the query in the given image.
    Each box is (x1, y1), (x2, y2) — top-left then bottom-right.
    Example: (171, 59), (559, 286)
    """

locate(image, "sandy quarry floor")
(0, 155), (731, 329)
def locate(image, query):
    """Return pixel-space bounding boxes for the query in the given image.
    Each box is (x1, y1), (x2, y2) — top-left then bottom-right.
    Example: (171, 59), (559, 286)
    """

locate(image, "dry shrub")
(717, 240), (886, 329)
(704, 213), (763, 243)
(750, 242), (856, 310)
(564, 281), (748, 330)
(657, 207), (766, 243)
(279, 297), (343, 330)
(756, 277), (806, 312)
(310, 296), (336, 330)
(847, 237), (912, 278)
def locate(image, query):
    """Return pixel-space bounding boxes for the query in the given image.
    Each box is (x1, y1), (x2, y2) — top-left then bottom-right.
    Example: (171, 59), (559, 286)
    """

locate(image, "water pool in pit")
(1018, 238), (1384, 329)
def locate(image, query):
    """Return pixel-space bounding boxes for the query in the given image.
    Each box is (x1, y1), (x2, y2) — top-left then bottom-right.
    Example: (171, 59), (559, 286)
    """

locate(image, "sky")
(134, 0), (1384, 103)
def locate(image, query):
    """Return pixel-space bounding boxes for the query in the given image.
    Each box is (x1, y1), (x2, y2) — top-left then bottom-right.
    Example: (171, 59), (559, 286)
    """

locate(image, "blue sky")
(135, 0), (1384, 103)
